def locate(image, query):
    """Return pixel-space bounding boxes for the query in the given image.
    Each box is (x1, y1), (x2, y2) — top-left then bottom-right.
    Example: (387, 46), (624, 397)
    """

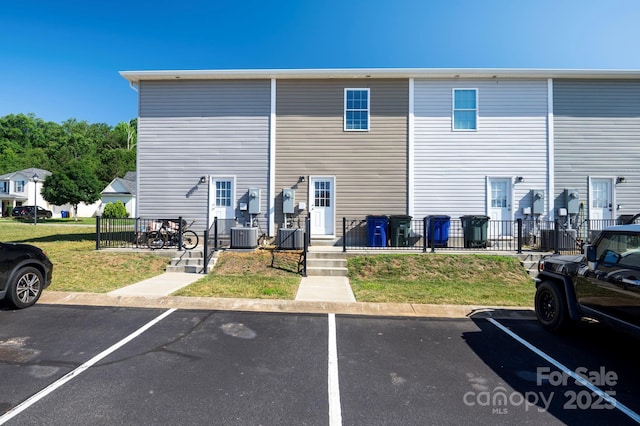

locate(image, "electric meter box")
(565, 188), (580, 215)
(532, 189), (545, 215)
(248, 188), (261, 214)
(283, 189), (295, 214)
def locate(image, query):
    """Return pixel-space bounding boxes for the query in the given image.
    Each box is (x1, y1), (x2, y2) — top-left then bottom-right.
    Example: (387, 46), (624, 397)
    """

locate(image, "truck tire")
(535, 280), (570, 332)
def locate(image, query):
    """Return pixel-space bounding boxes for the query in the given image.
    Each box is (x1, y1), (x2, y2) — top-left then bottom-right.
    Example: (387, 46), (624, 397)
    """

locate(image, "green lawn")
(0, 220), (168, 292)
(347, 253), (534, 306)
(1, 220), (535, 305)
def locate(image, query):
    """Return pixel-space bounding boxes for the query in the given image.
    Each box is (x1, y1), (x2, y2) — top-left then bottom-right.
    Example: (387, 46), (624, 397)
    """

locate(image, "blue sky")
(2, 0), (640, 126)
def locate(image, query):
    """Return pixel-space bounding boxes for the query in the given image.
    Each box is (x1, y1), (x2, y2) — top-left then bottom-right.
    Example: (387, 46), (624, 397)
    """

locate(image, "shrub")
(102, 201), (129, 218)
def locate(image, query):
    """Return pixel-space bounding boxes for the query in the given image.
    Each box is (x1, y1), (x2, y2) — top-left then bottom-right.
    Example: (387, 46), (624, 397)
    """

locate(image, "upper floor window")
(1, 182), (8, 193)
(14, 180), (25, 192)
(344, 88), (370, 131)
(453, 89), (477, 131)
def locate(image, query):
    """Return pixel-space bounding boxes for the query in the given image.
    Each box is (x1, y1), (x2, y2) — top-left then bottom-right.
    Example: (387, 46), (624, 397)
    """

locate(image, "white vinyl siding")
(414, 79), (549, 219)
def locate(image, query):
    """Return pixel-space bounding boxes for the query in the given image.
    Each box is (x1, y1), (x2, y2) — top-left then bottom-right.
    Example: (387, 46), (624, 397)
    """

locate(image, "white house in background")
(0, 167), (101, 218)
(100, 171), (137, 217)
(0, 168), (52, 217)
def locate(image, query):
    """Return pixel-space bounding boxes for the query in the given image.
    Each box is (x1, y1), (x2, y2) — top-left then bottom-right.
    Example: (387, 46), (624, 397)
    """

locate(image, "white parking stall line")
(328, 313), (343, 426)
(487, 318), (640, 424)
(0, 308), (177, 425)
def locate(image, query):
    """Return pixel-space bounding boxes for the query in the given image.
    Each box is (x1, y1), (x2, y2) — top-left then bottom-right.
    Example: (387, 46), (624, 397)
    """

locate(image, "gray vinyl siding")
(414, 79), (549, 219)
(553, 79), (640, 220)
(137, 80), (271, 233)
(275, 79), (408, 235)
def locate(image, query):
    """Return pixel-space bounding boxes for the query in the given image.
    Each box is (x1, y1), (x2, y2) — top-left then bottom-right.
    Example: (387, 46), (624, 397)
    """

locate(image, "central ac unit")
(278, 228), (304, 249)
(230, 227), (258, 249)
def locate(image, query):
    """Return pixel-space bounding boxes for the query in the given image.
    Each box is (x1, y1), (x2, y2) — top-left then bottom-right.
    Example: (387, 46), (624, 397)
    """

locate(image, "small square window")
(453, 89), (477, 131)
(345, 88), (370, 131)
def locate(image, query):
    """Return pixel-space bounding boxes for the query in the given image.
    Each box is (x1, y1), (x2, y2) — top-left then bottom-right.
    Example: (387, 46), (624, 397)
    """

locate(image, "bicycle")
(147, 219), (199, 250)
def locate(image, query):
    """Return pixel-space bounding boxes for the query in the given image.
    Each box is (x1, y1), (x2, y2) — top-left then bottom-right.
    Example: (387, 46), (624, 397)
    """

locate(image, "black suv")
(535, 224), (640, 335)
(12, 205), (53, 219)
(0, 242), (53, 308)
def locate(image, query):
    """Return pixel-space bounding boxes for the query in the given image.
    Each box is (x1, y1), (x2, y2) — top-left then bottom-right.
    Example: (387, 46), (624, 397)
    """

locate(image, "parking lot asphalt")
(2, 304), (640, 425)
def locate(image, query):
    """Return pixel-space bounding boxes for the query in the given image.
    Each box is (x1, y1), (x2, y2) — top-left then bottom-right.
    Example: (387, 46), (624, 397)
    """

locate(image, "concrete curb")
(39, 291), (535, 319)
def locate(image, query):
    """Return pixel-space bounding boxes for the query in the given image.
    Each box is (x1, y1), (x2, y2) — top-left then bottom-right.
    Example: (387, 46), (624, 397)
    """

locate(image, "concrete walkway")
(105, 271), (357, 303)
(295, 276), (356, 302)
(107, 272), (203, 297)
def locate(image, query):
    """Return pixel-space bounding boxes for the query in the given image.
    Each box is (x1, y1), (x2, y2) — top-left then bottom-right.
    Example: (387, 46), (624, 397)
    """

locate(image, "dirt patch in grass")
(212, 250), (303, 276)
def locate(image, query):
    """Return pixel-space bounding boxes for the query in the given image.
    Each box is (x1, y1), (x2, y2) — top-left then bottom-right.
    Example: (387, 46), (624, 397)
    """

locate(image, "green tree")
(41, 161), (103, 220)
(96, 149), (136, 184)
(0, 113), (137, 178)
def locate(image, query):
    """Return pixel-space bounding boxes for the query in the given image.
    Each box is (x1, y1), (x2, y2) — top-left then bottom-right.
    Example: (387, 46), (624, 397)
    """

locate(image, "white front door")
(590, 177), (614, 226)
(208, 177), (235, 229)
(488, 178), (512, 236)
(309, 177), (335, 237)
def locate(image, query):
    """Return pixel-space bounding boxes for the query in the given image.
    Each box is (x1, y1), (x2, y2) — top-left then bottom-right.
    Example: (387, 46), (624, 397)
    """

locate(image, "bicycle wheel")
(147, 231), (165, 249)
(181, 230), (199, 250)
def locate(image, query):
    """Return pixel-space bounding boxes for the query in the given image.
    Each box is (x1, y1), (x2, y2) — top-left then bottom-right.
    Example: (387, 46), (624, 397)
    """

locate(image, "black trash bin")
(389, 215), (412, 247)
(426, 215), (451, 247)
(460, 215), (490, 248)
(366, 215), (389, 247)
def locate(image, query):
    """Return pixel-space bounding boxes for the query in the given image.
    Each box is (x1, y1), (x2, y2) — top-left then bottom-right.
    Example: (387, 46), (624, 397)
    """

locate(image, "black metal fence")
(96, 216), (187, 250)
(340, 217), (638, 254)
(97, 215), (640, 274)
(202, 218), (237, 273)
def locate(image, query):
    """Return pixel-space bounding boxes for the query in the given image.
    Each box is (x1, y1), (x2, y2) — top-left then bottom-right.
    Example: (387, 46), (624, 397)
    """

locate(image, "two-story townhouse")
(552, 78), (640, 230)
(122, 75), (272, 236)
(120, 68), (640, 245)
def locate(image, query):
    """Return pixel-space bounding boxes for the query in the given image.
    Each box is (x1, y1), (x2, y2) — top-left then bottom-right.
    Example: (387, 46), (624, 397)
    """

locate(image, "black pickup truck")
(534, 224), (640, 335)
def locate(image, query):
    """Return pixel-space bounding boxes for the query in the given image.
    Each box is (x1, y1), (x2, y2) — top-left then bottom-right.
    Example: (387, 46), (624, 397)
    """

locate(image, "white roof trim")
(119, 68), (640, 84)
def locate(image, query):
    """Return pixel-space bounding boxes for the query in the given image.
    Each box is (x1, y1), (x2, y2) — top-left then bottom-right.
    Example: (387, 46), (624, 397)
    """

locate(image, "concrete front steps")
(305, 250), (348, 277)
(516, 252), (547, 278)
(166, 249), (218, 274)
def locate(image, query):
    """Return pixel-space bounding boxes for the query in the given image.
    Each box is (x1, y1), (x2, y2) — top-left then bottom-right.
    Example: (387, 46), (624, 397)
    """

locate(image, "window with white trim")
(453, 89), (477, 131)
(14, 180), (25, 192)
(344, 88), (370, 131)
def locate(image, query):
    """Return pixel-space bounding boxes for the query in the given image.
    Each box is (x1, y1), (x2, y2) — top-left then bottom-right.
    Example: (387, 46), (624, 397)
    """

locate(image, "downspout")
(547, 78), (555, 221)
(408, 78), (415, 217)
(268, 78), (276, 236)
(128, 80), (140, 219)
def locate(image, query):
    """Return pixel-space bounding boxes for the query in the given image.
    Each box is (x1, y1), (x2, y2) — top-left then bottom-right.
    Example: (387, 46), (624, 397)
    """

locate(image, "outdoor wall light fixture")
(298, 176), (306, 183)
(616, 177), (626, 184)
(199, 176), (207, 184)
(516, 176), (525, 183)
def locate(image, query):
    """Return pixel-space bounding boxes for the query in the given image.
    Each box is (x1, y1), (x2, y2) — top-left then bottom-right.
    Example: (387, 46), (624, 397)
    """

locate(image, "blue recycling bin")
(61, 211), (69, 218)
(366, 215), (389, 247)
(426, 215), (451, 247)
